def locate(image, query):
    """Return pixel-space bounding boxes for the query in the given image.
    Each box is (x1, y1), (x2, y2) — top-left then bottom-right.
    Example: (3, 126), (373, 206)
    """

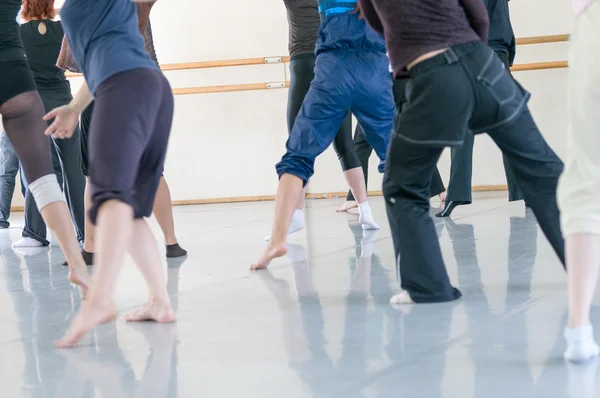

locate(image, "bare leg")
(0, 91), (90, 293)
(563, 234), (600, 362)
(297, 185), (307, 210)
(55, 200), (133, 348)
(252, 174), (303, 270)
(153, 177), (177, 245)
(264, 179), (306, 242)
(125, 218), (175, 323)
(568, 234), (600, 329)
(41, 201), (90, 296)
(62, 177), (94, 267)
(344, 167), (368, 204)
(83, 177), (95, 253)
(153, 177), (187, 258)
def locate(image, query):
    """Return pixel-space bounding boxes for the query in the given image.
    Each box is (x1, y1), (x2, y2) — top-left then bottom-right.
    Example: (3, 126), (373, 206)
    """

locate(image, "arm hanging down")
(43, 81), (94, 139)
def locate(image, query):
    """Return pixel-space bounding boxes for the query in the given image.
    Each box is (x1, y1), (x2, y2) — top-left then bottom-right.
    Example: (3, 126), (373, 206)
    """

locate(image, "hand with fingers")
(43, 105), (79, 139)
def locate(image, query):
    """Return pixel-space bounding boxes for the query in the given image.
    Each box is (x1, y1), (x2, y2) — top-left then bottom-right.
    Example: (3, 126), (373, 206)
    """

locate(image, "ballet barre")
(66, 60), (568, 96)
(64, 34), (568, 78)
(172, 81), (290, 96)
(516, 34), (569, 45)
(169, 61), (568, 96)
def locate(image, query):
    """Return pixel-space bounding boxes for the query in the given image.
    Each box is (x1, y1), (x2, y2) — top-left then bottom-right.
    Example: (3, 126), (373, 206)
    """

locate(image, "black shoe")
(63, 249), (94, 266)
(166, 243), (187, 258)
(0, 221), (9, 229)
(435, 201), (469, 218)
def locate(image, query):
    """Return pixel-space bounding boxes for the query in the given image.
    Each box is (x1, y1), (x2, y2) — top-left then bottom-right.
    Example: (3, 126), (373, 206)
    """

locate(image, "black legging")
(346, 78), (446, 201)
(1, 90), (54, 186)
(287, 54), (361, 172)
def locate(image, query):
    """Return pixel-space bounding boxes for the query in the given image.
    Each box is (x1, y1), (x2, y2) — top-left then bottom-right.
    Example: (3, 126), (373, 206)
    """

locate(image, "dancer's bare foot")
(55, 299), (117, 348)
(337, 201), (358, 212)
(251, 243), (288, 270)
(68, 268), (91, 299)
(125, 298), (175, 323)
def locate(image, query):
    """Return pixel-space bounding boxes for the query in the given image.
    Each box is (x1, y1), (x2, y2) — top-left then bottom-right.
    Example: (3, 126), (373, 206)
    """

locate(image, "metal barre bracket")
(264, 57), (283, 64)
(267, 82), (286, 89)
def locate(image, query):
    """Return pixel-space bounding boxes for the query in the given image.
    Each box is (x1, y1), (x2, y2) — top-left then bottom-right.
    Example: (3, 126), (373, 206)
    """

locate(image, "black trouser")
(80, 100), (94, 177)
(383, 41), (564, 303)
(22, 88), (85, 244)
(442, 50), (524, 203)
(287, 54), (361, 172)
(346, 78), (446, 201)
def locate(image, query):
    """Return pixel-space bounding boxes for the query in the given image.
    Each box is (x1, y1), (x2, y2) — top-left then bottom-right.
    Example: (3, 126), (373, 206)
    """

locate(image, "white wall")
(8, 0), (574, 206)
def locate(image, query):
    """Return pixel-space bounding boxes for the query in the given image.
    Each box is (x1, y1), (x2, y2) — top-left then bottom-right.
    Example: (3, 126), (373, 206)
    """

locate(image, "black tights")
(0, 91), (53, 184)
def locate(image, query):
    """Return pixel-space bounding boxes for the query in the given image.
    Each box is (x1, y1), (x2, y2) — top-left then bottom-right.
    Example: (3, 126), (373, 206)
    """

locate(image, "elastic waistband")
(0, 48), (27, 63)
(318, 0), (357, 17)
(408, 41), (483, 78)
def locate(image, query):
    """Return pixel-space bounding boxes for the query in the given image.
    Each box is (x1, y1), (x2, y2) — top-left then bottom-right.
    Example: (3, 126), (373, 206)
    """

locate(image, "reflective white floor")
(0, 193), (598, 398)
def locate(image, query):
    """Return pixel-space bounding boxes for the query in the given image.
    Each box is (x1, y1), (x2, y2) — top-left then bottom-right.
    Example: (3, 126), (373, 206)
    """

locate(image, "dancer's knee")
(338, 150), (361, 171)
(29, 174), (66, 211)
(276, 156), (312, 186)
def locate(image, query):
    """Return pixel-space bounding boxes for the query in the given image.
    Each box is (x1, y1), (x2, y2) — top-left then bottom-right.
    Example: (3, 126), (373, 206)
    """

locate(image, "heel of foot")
(166, 243), (187, 258)
(565, 343), (600, 363)
(12, 237), (44, 248)
(390, 291), (415, 305)
(360, 218), (380, 230)
(564, 326), (600, 363)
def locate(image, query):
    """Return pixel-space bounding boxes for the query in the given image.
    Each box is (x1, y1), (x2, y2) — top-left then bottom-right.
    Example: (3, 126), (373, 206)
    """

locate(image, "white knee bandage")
(29, 174), (66, 211)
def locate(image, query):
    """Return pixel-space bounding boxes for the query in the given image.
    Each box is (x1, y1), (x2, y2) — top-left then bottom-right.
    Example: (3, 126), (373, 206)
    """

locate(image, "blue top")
(60, 0), (159, 94)
(315, 4), (385, 55)
(318, 0), (357, 17)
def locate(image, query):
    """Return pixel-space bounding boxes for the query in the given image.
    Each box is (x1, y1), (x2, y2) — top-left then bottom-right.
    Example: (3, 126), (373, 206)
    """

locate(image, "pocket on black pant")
(477, 52), (517, 106)
(470, 51), (530, 133)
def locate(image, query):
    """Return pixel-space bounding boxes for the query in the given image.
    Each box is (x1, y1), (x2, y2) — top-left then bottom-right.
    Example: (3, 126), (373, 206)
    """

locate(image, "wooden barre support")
(170, 185), (509, 207)
(160, 56), (292, 71)
(172, 81), (289, 95)
(170, 185), (509, 206)
(511, 60), (568, 72)
(516, 34), (569, 45)
(65, 62), (567, 96)
(170, 61), (566, 95)
(63, 35), (568, 78)
(8, 185), (508, 212)
(64, 56), (292, 77)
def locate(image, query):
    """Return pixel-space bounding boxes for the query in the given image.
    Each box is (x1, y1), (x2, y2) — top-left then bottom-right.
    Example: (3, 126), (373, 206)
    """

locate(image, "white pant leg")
(558, 1), (600, 236)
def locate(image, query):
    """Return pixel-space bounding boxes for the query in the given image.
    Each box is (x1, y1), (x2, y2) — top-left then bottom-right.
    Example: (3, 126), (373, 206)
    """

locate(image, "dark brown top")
(56, 1), (158, 72)
(358, 0), (489, 79)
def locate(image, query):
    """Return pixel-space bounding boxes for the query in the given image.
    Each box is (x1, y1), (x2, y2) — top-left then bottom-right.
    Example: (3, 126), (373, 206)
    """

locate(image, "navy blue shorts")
(0, 59), (36, 105)
(87, 68), (173, 224)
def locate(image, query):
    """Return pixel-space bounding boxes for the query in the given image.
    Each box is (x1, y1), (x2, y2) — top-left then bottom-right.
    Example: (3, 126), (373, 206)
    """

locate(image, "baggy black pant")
(441, 50), (524, 203)
(383, 41), (565, 303)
